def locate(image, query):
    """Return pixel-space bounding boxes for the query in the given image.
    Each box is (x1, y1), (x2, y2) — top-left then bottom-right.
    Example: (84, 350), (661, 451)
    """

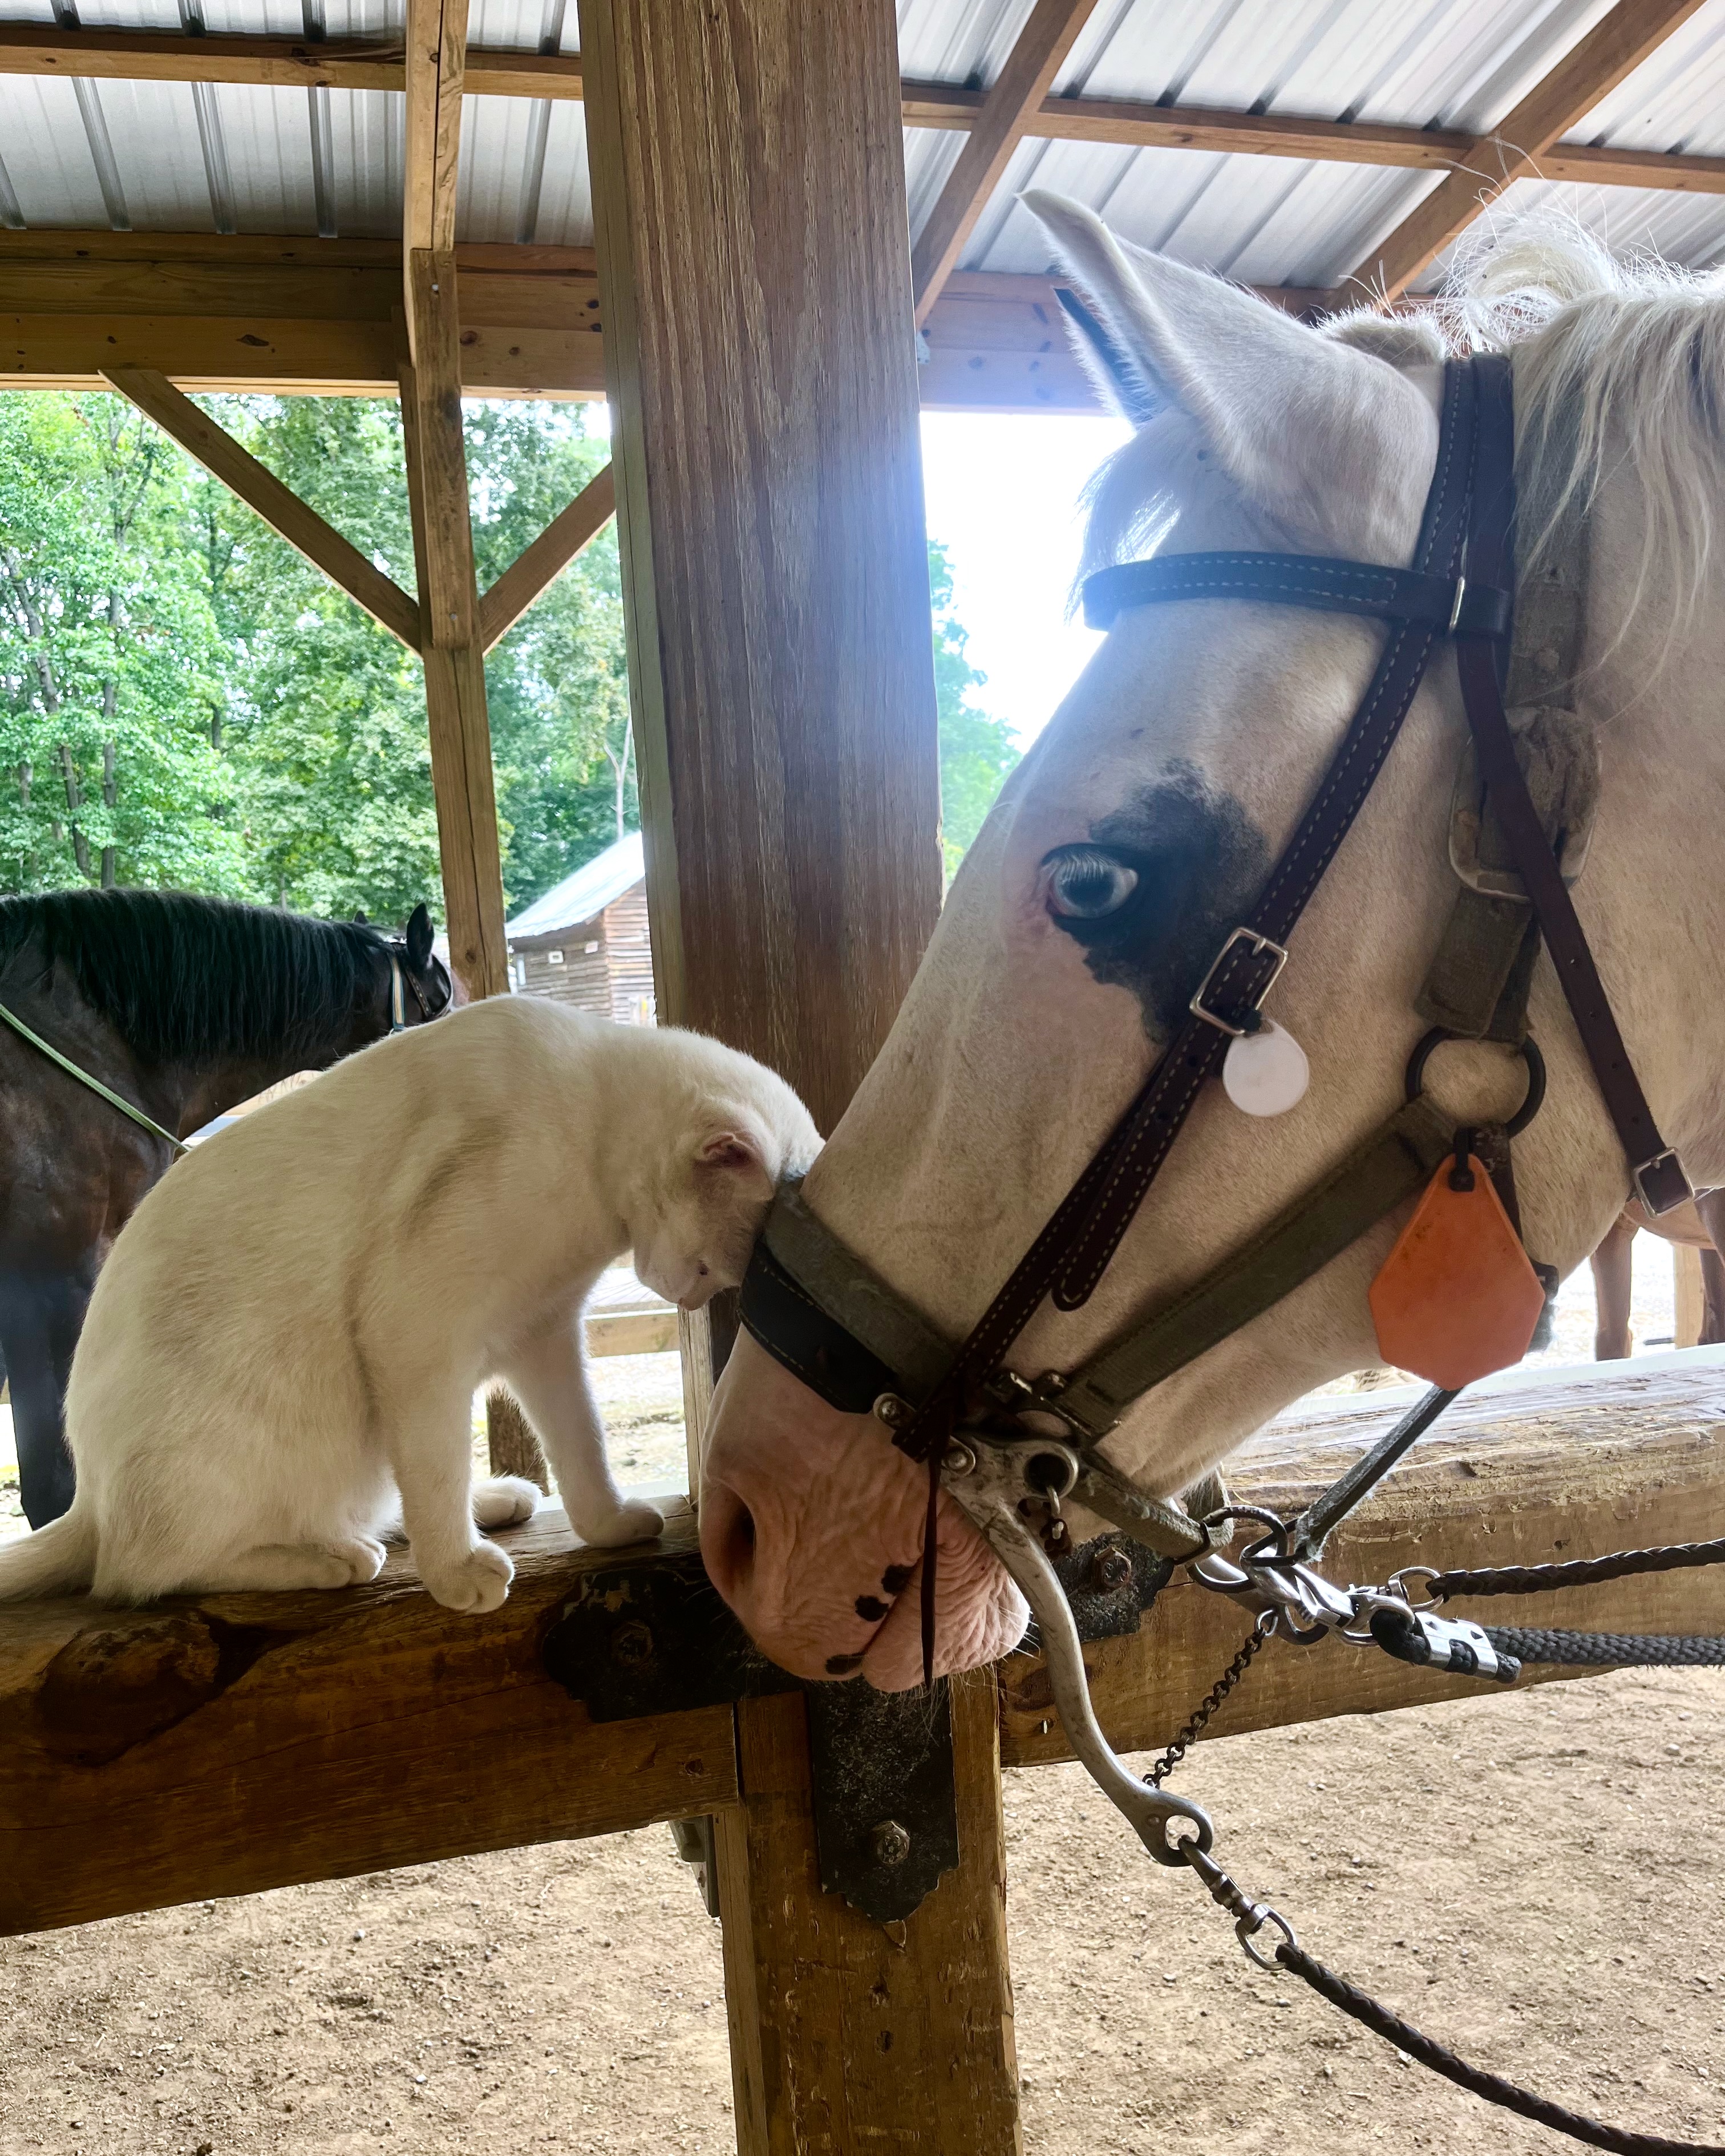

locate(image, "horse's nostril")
(702, 1483), (758, 1600)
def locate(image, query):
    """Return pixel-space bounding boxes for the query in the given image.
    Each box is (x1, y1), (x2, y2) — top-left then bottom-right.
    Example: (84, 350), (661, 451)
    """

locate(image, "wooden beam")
(9, 25), (1725, 206)
(0, 232), (597, 272)
(1001, 1360), (1725, 1766)
(399, 10), (511, 1012)
(0, 22), (582, 99)
(102, 366), (421, 650)
(580, 0), (1005, 2141)
(910, 0), (1104, 326)
(400, 266), (511, 1004)
(477, 460), (616, 651)
(403, 0), (467, 263)
(0, 22), (405, 91)
(903, 80), (1725, 194)
(1337, 0), (1713, 305)
(0, 1502), (738, 1938)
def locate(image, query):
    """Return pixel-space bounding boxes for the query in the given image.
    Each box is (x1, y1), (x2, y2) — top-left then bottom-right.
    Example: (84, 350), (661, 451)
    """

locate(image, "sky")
(919, 408), (1132, 748)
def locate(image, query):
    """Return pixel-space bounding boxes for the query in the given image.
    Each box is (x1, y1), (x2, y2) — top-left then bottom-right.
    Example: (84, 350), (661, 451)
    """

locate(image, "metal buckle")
(1188, 927), (1289, 1038)
(1447, 575), (1467, 631)
(1633, 1148), (1694, 1215)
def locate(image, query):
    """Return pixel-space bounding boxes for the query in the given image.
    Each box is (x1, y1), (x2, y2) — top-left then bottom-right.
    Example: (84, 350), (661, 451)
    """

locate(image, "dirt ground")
(0, 1665), (1718, 2156)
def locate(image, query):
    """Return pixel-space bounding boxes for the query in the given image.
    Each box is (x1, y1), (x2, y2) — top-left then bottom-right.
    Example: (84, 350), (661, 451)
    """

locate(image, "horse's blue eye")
(1046, 849), (1139, 920)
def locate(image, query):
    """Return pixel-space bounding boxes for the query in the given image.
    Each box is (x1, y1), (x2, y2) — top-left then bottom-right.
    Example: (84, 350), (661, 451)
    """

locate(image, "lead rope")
(0, 997), (188, 1154)
(1138, 1526), (1725, 2153)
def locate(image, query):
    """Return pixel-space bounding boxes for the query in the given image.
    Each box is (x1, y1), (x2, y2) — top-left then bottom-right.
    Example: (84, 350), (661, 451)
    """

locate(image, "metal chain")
(1144, 1609), (1277, 1787)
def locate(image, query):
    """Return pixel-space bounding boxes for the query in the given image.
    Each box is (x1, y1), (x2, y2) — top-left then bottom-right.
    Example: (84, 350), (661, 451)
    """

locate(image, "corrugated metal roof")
(5, 0), (1725, 284)
(507, 829), (643, 938)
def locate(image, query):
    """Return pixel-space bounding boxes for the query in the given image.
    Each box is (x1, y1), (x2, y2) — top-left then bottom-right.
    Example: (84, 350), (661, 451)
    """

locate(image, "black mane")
(0, 889), (391, 1066)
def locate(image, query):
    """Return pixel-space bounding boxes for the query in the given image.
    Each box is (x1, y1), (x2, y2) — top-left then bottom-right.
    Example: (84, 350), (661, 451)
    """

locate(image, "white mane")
(1077, 216), (1725, 635)
(1453, 217), (1725, 619)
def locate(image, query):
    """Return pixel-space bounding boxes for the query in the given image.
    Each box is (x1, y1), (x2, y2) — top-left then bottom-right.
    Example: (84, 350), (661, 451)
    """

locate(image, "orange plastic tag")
(1368, 1151), (1546, 1389)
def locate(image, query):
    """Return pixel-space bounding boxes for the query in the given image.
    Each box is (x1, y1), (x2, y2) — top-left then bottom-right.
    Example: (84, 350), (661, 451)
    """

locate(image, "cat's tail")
(0, 1503), (97, 1601)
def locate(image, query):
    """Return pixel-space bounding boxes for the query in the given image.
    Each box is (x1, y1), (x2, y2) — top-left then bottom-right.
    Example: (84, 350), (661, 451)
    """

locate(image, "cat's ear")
(695, 1128), (775, 1201)
(405, 902), (435, 971)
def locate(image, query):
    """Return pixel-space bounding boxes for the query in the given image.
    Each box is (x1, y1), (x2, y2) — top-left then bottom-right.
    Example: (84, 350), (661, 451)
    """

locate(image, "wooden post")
(578, 0), (1013, 2143)
(1674, 1243), (1705, 1349)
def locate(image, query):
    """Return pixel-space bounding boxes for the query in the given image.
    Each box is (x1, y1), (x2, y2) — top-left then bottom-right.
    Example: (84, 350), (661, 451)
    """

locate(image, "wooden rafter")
(101, 367), (421, 650)
(7, 23), (1725, 204)
(477, 462), (616, 653)
(1336, 0), (1713, 305)
(910, 0), (1103, 326)
(404, 0), (466, 260)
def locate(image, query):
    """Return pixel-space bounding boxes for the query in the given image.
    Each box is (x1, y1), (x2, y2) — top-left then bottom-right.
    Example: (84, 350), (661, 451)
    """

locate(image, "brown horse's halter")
(734, 355), (1725, 2154)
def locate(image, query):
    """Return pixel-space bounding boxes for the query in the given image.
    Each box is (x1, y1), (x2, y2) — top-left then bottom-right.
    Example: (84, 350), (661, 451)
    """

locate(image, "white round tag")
(1222, 1020), (1310, 1117)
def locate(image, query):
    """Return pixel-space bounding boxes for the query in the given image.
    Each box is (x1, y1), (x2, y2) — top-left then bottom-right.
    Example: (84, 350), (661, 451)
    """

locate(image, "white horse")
(699, 194), (1725, 1692)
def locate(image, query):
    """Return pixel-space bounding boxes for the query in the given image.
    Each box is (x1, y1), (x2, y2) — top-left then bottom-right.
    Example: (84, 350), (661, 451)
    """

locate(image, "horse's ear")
(406, 902), (435, 970)
(351, 908), (369, 925)
(1022, 189), (1435, 558)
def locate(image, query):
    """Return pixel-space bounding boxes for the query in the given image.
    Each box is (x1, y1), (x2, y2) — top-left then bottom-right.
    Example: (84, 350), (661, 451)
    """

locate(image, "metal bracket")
(541, 1547), (959, 1924)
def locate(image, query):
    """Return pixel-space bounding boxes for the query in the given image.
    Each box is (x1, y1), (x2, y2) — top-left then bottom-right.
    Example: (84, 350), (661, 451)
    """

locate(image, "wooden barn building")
(505, 830), (653, 1022)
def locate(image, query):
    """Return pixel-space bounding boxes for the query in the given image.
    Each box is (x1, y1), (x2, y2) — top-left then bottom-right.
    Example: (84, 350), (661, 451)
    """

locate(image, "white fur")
(0, 999), (817, 1610)
(796, 198), (1725, 1513)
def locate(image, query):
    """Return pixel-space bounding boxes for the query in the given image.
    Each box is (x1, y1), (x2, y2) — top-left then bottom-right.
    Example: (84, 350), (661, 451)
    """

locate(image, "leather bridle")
(736, 354), (1694, 1692)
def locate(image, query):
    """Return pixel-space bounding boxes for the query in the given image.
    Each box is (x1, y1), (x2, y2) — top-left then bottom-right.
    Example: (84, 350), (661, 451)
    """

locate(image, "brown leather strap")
(1455, 358), (1690, 1214)
(892, 361), (1481, 1466)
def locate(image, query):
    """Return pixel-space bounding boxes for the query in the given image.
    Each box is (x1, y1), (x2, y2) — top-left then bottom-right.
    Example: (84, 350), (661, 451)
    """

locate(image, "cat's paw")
(473, 1476), (540, 1530)
(577, 1498), (665, 1549)
(336, 1537), (389, 1583)
(421, 1541), (514, 1613)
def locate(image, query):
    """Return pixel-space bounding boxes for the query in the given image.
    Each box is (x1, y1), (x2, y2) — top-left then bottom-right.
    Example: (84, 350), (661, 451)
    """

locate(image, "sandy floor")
(0, 1667), (1717, 2155)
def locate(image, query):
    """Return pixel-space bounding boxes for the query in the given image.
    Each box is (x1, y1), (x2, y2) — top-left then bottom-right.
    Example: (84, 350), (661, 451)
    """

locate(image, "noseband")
(738, 353), (1691, 1688)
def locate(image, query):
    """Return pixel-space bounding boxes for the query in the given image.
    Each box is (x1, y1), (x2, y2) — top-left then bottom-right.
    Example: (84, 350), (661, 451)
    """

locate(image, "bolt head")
(870, 1818), (912, 1867)
(872, 1393), (913, 1430)
(1091, 1546), (1133, 1592)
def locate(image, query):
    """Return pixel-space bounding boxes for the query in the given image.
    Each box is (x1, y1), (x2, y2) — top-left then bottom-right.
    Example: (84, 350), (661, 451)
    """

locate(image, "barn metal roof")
(505, 828), (642, 940)
(3, 0), (1725, 285)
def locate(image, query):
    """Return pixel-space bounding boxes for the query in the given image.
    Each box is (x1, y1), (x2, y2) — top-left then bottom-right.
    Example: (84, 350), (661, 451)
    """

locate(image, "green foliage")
(930, 540), (1019, 878)
(0, 390), (1000, 923)
(0, 395), (243, 893)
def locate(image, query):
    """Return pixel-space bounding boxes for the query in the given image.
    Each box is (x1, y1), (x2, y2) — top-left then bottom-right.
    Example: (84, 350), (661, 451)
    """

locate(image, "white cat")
(0, 998), (819, 1613)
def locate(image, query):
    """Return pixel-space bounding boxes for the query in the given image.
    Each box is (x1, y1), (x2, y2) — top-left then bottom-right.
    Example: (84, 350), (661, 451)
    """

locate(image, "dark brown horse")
(0, 889), (453, 1527)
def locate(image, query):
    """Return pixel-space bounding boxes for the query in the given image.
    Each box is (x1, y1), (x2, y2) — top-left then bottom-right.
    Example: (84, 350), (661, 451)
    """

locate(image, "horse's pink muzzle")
(698, 1331), (1029, 1690)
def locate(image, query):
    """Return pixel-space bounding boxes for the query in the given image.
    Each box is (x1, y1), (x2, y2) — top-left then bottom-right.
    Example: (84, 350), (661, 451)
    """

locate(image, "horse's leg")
(1691, 1191), (1725, 1347)
(0, 1270), (90, 1527)
(1591, 1213), (1637, 1361)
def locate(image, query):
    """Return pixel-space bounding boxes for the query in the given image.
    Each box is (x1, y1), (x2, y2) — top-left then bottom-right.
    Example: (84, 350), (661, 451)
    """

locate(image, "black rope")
(1277, 1941), (1725, 2155)
(1485, 1626), (1725, 1668)
(1431, 1537), (1725, 1600)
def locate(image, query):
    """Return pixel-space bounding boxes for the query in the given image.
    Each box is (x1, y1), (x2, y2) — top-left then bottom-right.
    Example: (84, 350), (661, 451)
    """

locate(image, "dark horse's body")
(0, 889), (452, 1527)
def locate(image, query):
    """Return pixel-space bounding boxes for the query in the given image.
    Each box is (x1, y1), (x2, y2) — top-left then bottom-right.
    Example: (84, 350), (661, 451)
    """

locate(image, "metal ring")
(1208, 1505), (1289, 1551)
(1239, 1906), (1299, 1971)
(1389, 1563), (1445, 1610)
(1403, 1027), (1546, 1137)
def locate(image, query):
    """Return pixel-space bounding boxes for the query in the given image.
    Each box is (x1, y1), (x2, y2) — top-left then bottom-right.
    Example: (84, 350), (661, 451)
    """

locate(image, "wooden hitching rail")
(1, 1359), (1719, 1938)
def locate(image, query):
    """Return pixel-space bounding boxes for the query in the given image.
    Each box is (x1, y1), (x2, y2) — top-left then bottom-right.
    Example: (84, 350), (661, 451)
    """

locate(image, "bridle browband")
(738, 353), (1693, 1687)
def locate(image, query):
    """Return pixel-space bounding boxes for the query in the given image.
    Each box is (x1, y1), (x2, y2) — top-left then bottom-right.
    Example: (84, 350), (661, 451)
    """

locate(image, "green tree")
(0, 395), (242, 893)
(1, 390), (1009, 924)
(190, 395), (441, 918)
(929, 540), (1018, 878)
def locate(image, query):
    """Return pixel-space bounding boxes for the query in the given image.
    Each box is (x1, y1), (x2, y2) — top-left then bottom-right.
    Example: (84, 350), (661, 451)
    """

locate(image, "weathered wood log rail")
(3, 1355), (1720, 1943)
